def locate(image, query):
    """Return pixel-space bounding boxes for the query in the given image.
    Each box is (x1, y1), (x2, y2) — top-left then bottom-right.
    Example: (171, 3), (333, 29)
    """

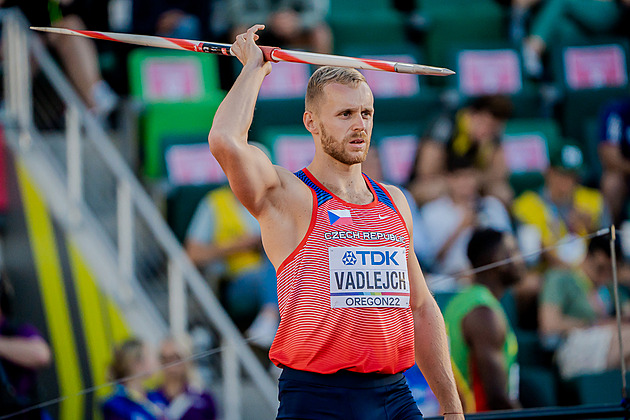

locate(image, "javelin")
(30, 26), (455, 76)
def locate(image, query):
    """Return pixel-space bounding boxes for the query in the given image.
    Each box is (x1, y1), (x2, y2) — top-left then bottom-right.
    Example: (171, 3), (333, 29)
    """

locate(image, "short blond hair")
(305, 66), (367, 113)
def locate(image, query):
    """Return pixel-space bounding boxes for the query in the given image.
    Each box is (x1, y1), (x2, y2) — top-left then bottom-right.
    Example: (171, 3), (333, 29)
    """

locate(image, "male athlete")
(208, 24), (464, 420)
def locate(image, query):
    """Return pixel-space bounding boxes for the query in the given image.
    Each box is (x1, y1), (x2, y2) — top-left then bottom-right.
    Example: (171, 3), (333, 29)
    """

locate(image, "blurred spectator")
(185, 184), (279, 348)
(132, 0), (210, 40)
(493, 0), (543, 43)
(444, 228), (523, 413)
(102, 338), (162, 420)
(226, 0), (332, 54)
(539, 235), (630, 379)
(522, 0), (630, 78)
(407, 95), (514, 208)
(2, 0), (119, 119)
(390, 0), (428, 45)
(149, 336), (216, 420)
(512, 144), (610, 268)
(419, 154), (513, 289)
(0, 273), (52, 420)
(598, 97), (630, 226)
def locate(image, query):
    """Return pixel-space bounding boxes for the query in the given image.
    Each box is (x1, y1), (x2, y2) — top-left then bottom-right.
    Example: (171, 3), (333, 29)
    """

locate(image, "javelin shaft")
(29, 27), (454, 76)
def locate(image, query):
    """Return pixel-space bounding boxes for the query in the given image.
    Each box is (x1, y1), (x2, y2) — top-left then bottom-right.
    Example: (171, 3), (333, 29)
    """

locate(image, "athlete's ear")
(304, 110), (319, 135)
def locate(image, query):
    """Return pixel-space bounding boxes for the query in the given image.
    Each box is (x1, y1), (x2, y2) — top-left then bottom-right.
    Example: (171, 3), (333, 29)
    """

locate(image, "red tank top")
(269, 169), (415, 374)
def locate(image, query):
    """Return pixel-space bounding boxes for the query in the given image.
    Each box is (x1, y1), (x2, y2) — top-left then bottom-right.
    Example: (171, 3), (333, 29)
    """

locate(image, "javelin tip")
(30, 26), (64, 34)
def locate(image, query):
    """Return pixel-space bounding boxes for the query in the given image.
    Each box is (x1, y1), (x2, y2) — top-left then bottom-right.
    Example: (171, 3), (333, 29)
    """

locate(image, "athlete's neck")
(307, 159), (373, 205)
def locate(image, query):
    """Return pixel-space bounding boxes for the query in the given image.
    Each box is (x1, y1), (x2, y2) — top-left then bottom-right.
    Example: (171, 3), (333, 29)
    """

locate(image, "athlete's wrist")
(242, 61), (270, 77)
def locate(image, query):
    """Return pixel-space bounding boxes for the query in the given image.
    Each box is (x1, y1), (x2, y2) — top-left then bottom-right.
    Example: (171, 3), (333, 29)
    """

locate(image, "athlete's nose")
(351, 113), (367, 132)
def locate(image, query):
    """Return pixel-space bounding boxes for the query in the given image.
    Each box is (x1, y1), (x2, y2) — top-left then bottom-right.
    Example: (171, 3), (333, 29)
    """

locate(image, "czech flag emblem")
(328, 209), (353, 226)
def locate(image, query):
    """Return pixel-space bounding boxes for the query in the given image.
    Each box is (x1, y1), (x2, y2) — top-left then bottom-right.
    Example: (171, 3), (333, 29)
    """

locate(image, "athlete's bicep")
(407, 238), (432, 310)
(210, 140), (282, 215)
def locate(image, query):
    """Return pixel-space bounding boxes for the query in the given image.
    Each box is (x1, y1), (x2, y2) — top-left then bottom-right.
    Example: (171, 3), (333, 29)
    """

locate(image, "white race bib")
(329, 246), (410, 308)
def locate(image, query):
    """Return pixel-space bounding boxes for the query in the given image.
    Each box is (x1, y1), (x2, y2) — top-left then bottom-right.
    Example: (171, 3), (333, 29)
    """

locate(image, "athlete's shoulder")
(274, 165), (311, 191)
(380, 182), (403, 198)
(378, 183), (415, 231)
(380, 183), (409, 210)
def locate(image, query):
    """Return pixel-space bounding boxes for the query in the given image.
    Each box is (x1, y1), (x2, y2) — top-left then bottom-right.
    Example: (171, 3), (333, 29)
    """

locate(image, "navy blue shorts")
(276, 367), (423, 420)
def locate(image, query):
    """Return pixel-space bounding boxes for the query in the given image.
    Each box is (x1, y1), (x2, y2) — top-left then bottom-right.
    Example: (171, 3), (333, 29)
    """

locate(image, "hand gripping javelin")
(30, 26), (455, 77)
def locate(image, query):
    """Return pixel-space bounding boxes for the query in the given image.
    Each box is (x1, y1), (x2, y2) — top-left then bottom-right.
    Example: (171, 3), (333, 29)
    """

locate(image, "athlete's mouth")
(349, 138), (365, 144)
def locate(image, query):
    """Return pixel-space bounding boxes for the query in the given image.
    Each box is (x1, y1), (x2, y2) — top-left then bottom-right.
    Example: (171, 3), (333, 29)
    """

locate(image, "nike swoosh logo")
(378, 214), (389, 220)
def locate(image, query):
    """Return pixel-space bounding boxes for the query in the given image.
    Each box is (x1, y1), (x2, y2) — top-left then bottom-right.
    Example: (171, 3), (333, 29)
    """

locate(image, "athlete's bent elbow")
(208, 131), (237, 159)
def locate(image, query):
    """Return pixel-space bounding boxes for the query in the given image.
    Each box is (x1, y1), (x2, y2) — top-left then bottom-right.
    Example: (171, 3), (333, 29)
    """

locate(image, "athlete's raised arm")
(208, 25), (284, 216)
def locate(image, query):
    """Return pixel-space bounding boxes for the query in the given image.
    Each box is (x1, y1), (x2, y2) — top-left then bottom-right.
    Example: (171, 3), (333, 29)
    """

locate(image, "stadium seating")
(446, 42), (543, 118)
(562, 370), (629, 406)
(128, 48), (225, 178)
(261, 125), (314, 173)
(549, 38), (630, 159)
(167, 183), (218, 243)
(244, 60), (312, 145)
(417, 0), (505, 85)
(502, 118), (563, 196)
(328, 0), (407, 53)
(371, 123), (422, 185)
(159, 134), (228, 243)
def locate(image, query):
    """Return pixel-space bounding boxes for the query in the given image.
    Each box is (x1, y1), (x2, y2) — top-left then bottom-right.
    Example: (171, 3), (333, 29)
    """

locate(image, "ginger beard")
(319, 123), (370, 165)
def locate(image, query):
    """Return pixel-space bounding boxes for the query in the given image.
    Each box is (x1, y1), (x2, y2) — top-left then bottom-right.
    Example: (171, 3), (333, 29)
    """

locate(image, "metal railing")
(426, 402), (629, 419)
(1, 9), (277, 419)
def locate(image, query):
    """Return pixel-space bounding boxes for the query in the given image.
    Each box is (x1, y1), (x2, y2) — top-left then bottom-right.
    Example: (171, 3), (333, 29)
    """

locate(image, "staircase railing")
(1, 9), (277, 419)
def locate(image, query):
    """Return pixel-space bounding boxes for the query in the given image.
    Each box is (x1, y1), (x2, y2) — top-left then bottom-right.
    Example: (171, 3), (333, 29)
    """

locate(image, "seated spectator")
(522, 0), (630, 78)
(598, 97), (630, 226)
(512, 144), (610, 267)
(493, 0), (543, 43)
(132, 0), (209, 40)
(226, 0), (332, 54)
(149, 336), (216, 420)
(0, 272), (52, 419)
(102, 338), (162, 420)
(2, 0), (119, 119)
(185, 184), (279, 347)
(444, 228), (523, 413)
(539, 235), (630, 379)
(419, 154), (513, 289)
(407, 95), (514, 208)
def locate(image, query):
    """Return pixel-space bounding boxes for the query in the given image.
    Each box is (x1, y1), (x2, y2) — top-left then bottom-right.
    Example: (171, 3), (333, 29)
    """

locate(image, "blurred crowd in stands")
(102, 336), (216, 420)
(2, 0), (630, 417)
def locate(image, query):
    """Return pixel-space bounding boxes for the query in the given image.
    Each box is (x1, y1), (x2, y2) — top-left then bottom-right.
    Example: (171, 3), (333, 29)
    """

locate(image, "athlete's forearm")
(413, 298), (463, 417)
(209, 63), (267, 149)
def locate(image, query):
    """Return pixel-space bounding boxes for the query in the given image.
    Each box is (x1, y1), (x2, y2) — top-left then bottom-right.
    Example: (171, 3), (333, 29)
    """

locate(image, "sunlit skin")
(207, 24), (464, 419)
(305, 82), (374, 168)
